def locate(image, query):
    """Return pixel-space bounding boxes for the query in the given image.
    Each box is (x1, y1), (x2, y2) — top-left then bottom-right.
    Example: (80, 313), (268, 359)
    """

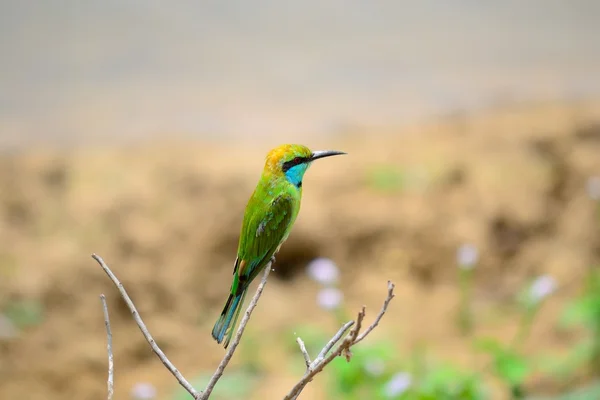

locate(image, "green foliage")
(365, 165), (407, 193)
(327, 340), (397, 399)
(560, 268), (600, 331)
(406, 363), (487, 400)
(320, 333), (487, 400)
(475, 337), (530, 390)
(3, 298), (44, 329)
(457, 267), (475, 335)
(558, 267), (600, 374)
(172, 369), (259, 400)
(536, 341), (593, 383)
(527, 381), (600, 400)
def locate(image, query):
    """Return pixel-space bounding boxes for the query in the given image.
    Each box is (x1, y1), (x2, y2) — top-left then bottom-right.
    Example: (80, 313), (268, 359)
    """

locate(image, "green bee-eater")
(212, 144), (346, 348)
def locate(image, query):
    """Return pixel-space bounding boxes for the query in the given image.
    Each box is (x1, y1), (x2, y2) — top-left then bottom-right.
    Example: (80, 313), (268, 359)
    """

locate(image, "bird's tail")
(211, 289), (247, 349)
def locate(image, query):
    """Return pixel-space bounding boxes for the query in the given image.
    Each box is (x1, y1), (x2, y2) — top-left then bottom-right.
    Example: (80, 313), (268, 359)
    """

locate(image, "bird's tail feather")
(211, 290), (247, 348)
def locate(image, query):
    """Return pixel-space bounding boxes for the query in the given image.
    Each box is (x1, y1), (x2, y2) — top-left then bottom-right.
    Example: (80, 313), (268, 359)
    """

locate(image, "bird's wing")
(235, 193), (294, 286)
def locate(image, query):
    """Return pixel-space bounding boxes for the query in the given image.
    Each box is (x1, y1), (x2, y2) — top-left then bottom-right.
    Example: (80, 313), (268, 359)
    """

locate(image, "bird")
(211, 144), (346, 348)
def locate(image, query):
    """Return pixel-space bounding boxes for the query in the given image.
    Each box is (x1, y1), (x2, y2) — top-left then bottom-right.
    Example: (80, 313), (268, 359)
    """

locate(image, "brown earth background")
(1, 101), (600, 400)
(2, 3), (600, 399)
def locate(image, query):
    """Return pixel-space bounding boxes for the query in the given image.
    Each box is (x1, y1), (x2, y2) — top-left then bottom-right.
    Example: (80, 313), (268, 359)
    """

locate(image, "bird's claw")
(270, 255), (277, 265)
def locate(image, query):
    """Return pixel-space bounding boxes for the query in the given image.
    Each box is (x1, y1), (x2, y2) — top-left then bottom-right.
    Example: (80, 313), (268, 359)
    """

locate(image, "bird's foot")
(270, 255), (276, 265)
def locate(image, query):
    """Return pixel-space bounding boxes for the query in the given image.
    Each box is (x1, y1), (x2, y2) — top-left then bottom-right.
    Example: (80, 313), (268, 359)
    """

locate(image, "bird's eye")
(283, 156), (304, 171)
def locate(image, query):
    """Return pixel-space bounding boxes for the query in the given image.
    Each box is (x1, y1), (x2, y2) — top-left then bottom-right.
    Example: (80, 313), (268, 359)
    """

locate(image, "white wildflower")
(529, 275), (557, 303)
(457, 243), (479, 269)
(364, 358), (385, 377)
(307, 257), (339, 286)
(131, 382), (157, 400)
(586, 176), (600, 201)
(384, 372), (412, 398)
(317, 287), (343, 310)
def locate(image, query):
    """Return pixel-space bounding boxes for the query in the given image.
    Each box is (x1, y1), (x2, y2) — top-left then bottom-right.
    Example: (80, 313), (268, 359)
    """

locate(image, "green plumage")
(211, 144), (345, 348)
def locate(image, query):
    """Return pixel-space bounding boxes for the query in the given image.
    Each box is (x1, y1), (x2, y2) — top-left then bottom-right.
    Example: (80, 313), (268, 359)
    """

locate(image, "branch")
(100, 294), (114, 400)
(354, 281), (395, 344)
(314, 320), (354, 365)
(92, 254), (273, 400)
(296, 337), (311, 370)
(285, 281), (396, 400)
(92, 252), (393, 400)
(92, 254), (201, 399)
(199, 264), (271, 399)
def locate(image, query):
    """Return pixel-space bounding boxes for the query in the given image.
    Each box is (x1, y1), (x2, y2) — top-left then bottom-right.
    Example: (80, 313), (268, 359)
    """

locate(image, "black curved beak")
(309, 150), (347, 161)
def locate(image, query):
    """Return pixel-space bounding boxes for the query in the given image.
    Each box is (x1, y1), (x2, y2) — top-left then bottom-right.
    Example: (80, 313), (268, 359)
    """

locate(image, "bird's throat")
(284, 163), (309, 188)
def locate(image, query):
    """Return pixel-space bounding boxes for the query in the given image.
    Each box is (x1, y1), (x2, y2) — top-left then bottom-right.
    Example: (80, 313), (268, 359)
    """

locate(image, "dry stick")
(313, 320), (354, 365)
(199, 264), (272, 400)
(286, 314), (367, 400)
(93, 252), (392, 400)
(342, 306), (366, 362)
(92, 254), (202, 399)
(296, 337), (311, 370)
(100, 294), (114, 400)
(93, 254), (273, 400)
(353, 281), (395, 344)
(284, 281), (396, 400)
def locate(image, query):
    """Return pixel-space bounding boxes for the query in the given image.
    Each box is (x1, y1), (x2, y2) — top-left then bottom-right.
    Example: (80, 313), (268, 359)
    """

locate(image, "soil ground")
(1, 100), (600, 399)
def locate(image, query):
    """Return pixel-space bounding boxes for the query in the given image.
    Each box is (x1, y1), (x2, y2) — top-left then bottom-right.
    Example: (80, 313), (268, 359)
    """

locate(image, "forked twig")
(314, 320), (354, 364)
(93, 253), (393, 400)
(286, 281), (395, 400)
(354, 282), (395, 344)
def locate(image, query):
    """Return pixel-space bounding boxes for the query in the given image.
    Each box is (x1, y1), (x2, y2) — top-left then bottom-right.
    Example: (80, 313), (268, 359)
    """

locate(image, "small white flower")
(364, 358), (385, 377)
(384, 372), (412, 398)
(457, 244), (479, 269)
(529, 275), (557, 303)
(586, 176), (600, 201)
(0, 314), (18, 339)
(317, 287), (343, 310)
(307, 257), (339, 286)
(131, 382), (157, 400)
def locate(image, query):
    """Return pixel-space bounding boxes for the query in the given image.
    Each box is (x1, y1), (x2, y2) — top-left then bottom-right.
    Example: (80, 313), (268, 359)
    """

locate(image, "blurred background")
(1, 1), (600, 399)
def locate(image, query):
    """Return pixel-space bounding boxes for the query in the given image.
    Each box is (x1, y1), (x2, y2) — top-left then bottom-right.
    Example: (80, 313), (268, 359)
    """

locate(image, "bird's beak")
(309, 150), (347, 161)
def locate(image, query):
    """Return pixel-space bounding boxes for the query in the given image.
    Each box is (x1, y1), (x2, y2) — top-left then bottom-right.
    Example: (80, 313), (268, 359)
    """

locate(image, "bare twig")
(354, 281), (395, 344)
(92, 254), (202, 399)
(93, 251), (393, 400)
(199, 264), (272, 400)
(100, 294), (114, 400)
(349, 306), (366, 342)
(284, 281), (396, 400)
(314, 320), (354, 365)
(93, 254), (274, 400)
(296, 337), (311, 370)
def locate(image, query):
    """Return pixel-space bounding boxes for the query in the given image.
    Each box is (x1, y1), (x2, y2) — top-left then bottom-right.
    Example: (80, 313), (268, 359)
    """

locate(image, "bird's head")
(265, 144), (346, 187)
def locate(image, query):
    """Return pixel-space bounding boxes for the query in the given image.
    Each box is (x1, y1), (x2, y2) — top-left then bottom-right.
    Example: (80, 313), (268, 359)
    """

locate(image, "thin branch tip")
(100, 293), (114, 400)
(285, 279), (395, 399)
(296, 337), (312, 370)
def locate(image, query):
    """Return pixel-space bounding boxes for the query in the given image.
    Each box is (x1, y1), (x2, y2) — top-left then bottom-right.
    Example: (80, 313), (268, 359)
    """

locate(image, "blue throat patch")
(285, 163), (310, 188)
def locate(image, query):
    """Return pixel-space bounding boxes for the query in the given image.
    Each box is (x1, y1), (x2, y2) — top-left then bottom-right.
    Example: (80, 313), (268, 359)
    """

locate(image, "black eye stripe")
(282, 157), (307, 172)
